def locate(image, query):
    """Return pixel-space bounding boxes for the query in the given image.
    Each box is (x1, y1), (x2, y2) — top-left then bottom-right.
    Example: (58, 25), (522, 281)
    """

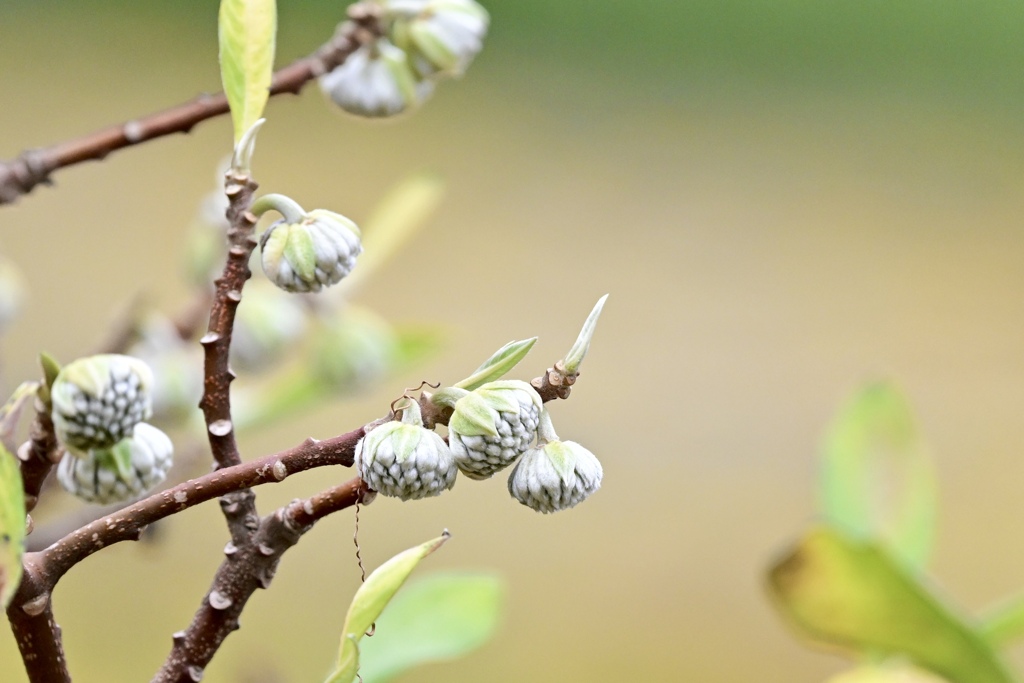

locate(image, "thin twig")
(18, 400), (62, 515)
(153, 477), (370, 683)
(0, 4), (384, 205)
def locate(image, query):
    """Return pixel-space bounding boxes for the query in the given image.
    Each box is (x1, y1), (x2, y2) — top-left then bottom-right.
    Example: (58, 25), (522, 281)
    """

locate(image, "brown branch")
(6, 557), (71, 683)
(0, 3), (384, 205)
(199, 168), (262, 546)
(153, 478), (370, 683)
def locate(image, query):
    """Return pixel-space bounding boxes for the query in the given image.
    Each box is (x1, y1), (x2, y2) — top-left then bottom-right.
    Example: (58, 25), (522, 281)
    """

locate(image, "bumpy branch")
(153, 478), (371, 683)
(17, 401), (61, 515)
(5, 558), (70, 683)
(0, 3), (384, 205)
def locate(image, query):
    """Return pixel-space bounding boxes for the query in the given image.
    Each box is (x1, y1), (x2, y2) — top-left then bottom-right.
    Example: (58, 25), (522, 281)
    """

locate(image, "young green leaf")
(0, 381), (39, 453)
(324, 531), (451, 683)
(767, 527), (1015, 683)
(454, 338), (537, 391)
(819, 381), (937, 571)
(219, 0), (276, 143)
(0, 444), (26, 609)
(979, 593), (1024, 649)
(357, 572), (506, 683)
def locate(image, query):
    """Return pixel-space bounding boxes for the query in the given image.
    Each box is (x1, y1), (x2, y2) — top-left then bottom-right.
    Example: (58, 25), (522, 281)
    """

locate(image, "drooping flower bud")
(441, 379), (542, 480)
(50, 354), (154, 453)
(57, 423), (174, 505)
(507, 408), (602, 513)
(257, 195), (362, 293)
(356, 400), (457, 500)
(389, 0), (489, 78)
(320, 38), (434, 118)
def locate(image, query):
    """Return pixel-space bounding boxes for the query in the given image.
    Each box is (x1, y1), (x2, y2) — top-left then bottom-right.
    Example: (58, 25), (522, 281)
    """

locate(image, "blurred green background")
(3, 0), (1024, 680)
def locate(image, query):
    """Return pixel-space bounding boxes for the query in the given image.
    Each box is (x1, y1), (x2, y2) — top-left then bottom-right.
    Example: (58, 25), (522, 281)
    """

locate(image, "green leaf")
(219, 0), (276, 143)
(0, 444), (26, 609)
(979, 593), (1024, 648)
(767, 526), (1016, 683)
(325, 532), (451, 683)
(282, 223), (316, 281)
(454, 338), (537, 391)
(358, 572), (506, 683)
(544, 441), (578, 486)
(448, 392), (498, 437)
(819, 381), (937, 571)
(0, 381), (39, 454)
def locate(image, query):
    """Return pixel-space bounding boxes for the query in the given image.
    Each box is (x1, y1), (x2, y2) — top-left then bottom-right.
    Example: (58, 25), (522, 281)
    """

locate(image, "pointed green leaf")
(325, 532), (451, 683)
(454, 338), (537, 391)
(358, 572), (506, 683)
(819, 382), (937, 571)
(767, 526), (1015, 683)
(0, 381), (39, 454)
(103, 443), (135, 481)
(448, 393), (498, 437)
(0, 444), (26, 609)
(39, 352), (61, 389)
(391, 425), (421, 463)
(561, 294), (608, 376)
(827, 664), (951, 683)
(219, 0), (276, 143)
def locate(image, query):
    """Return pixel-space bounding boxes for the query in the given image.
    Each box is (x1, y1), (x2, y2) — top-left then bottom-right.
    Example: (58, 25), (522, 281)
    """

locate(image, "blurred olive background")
(4, 0), (1024, 681)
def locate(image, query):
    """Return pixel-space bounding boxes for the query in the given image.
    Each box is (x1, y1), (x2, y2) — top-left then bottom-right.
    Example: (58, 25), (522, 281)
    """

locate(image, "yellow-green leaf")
(0, 381), (39, 453)
(324, 532), (451, 683)
(819, 381), (936, 571)
(358, 572), (506, 683)
(0, 444), (26, 609)
(767, 527), (1016, 683)
(219, 0), (276, 143)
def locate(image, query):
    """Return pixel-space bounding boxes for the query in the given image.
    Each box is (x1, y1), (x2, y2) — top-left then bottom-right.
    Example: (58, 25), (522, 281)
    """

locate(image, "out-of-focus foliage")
(0, 443), (25, 609)
(357, 572), (505, 683)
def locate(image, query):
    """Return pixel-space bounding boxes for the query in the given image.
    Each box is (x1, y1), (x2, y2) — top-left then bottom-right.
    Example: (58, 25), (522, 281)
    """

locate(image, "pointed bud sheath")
(508, 409), (602, 513)
(356, 401), (457, 500)
(319, 38), (434, 118)
(260, 208), (363, 293)
(57, 423), (174, 504)
(51, 354), (154, 453)
(389, 0), (489, 78)
(439, 380), (542, 480)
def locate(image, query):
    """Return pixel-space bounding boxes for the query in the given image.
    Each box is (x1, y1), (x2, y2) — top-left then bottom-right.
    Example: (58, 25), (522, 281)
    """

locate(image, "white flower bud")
(390, 0), (489, 78)
(319, 39), (434, 118)
(260, 209), (362, 293)
(508, 440), (602, 513)
(57, 423), (174, 505)
(356, 401), (457, 500)
(51, 354), (154, 453)
(447, 380), (542, 480)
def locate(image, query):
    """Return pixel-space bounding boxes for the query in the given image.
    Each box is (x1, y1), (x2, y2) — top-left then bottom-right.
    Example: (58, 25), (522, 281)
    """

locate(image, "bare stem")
(18, 401), (62, 515)
(0, 4), (384, 205)
(152, 478), (370, 683)
(6, 558), (70, 683)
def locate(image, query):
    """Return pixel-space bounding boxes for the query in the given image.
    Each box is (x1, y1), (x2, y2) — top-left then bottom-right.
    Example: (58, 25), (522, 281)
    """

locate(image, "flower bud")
(57, 423), (174, 505)
(320, 39), (434, 118)
(446, 380), (542, 480)
(389, 0), (489, 78)
(260, 208), (362, 293)
(507, 409), (602, 513)
(51, 354), (154, 453)
(356, 401), (457, 500)
(307, 306), (398, 391)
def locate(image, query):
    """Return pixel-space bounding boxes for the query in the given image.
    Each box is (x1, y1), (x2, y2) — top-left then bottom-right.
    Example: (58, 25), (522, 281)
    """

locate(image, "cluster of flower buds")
(253, 194), (363, 294)
(320, 0), (489, 117)
(49, 354), (175, 504)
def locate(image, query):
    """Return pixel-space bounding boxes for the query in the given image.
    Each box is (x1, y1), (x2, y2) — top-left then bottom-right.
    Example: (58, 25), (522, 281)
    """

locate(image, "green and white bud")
(356, 401), (457, 500)
(126, 315), (203, 421)
(57, 423), (174, 505)
(440, 379), (542, 480)
(507, 408), (602, 513)
(307, 306), (398, 391)
(51, 354), (153, 453)
(256, 194), (362, 293)
(320, 38), (434, 118)
(389, 0), (489, 78)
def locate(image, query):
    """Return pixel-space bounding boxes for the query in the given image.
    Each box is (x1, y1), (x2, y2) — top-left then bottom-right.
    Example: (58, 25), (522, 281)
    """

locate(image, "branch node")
(208, 590), (233, 610)
(208, 419), (233, 437)
(271, 460), (288, 481)
(257, 543), (274, 557)
(223, 541), (238, 556)
(172, 630), (187, 645)
(199, 333), (220, 345)
(21, 593), (49, 617)
(187, 664), (204, 681)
